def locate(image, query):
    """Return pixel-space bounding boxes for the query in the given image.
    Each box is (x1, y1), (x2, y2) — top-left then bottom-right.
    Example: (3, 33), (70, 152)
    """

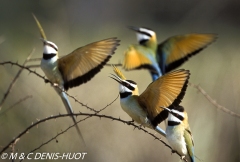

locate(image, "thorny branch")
(0, 61), (98, 113)
(189, 82), (240, 118)
(1, 112), (186, 162)
(20, 94), (119, 162)
(2, 61), (239, 119)
(0, 61), (190, 161)
(0, 49), (35, 110)
(0, 95), (32, 117)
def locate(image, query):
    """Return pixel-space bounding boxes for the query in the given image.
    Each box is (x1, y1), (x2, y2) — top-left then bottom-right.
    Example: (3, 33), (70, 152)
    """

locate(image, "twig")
(0, 95), (32, 117)
(0, 49), (35, 110)
(0, 61), (98, 113)
(189, 82), (240, 118)
(1, 112), (186, 162)
(10, 138), (20, 162)
(20, 94), (119, 161)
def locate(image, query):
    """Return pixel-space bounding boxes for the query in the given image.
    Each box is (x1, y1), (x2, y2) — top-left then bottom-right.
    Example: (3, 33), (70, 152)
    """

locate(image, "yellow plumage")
(123, 45), (154, 70)
(112, 65), (126, 80)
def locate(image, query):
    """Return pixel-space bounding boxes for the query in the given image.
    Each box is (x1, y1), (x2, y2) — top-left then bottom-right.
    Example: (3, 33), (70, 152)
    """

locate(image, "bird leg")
(126, 119), (134, 125)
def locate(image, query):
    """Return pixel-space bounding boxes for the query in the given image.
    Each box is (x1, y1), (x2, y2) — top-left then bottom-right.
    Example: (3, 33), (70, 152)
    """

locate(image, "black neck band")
(168, 121), (180, 126)
(120, 92), (132, 98)
(43, 54), (56, 60)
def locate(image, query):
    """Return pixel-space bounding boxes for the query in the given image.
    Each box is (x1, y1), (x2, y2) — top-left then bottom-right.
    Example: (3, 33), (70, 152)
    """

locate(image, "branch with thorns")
(1, 60), (239, 162)
(0, 111), (187, 162)
(0, 61), (98, 113)
(1, 61), (239, 119)
(0, 49), (35, 110)
(189, 82), (240, 118)
(20, 94), (119, 162)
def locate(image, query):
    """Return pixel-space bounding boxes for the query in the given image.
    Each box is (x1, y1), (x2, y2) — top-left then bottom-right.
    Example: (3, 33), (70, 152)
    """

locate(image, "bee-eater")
(123, 26), (217, 81)
(163, 105), (195, 162)
(33, 14), (120, 145)
(110, 66), (190, 137)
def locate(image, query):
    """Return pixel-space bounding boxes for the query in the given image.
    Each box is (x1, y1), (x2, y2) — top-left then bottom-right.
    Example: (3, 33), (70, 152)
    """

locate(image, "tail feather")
(57, 89), (86, 146)
(155, 126), (166, 137)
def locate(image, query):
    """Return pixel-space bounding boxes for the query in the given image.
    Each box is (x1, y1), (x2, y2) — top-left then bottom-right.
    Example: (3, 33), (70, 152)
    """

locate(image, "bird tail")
(56, 89), (86, 146)
(155, 126), (166, 137)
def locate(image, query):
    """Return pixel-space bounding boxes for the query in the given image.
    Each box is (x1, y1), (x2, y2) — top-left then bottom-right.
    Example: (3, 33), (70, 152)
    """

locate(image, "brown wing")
(58, 38), (120, 90)
(158, 34), (217, 73)
(139, 69), (190, 126)
(122, 44), (154, 70)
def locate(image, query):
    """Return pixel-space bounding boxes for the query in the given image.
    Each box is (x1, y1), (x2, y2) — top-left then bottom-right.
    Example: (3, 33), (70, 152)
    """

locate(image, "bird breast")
(120, 96), (151, 127)
(41, 58), (64, 85)
(166, 125), (187, 156)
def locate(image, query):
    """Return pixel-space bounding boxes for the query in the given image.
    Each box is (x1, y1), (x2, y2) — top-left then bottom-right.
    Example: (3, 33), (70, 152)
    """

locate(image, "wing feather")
(58, 38), (120, 90)
(158, 33), (217, 73)
(139, 69), (190, 126)
(123, 44), (155, 71)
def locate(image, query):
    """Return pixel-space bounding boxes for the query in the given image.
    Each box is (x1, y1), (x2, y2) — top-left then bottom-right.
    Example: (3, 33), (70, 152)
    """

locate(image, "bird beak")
(127, 26), (140, 32)
(39, 38), (47, 45)
(109, 74), (124, 85)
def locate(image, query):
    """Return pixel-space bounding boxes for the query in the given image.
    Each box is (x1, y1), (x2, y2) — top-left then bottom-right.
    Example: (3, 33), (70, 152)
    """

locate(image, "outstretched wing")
(58, 38), (120, 90)
(123, 44), (156, 72)
(158, 34), (217, 74)
(139, 69), (190, 126)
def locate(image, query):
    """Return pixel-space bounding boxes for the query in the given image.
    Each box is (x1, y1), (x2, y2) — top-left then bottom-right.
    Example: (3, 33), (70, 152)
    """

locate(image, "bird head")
(110, 66), (139, 97)
(161, 106), (186, 124)
(41, 38), (58, 55)
(128, 26), (157, 49)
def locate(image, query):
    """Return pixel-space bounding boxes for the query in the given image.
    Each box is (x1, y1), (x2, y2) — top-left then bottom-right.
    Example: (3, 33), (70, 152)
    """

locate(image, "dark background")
(0, 0), (240, 161)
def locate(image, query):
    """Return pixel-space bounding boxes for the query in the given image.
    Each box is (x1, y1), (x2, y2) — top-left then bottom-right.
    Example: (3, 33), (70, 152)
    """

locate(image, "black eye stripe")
(123, 82), (135, 91)
(139, 31), (152, 37)
(126, 80), (136, 85)
(171, 112), (184, 121)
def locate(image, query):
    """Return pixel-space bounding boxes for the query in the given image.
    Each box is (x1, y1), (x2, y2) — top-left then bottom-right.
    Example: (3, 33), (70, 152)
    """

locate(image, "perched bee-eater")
(33, 14), (120, 144)
(123, 26), (217, 81)
(162, 106), (195, 162)
(110, 66), (190, 137)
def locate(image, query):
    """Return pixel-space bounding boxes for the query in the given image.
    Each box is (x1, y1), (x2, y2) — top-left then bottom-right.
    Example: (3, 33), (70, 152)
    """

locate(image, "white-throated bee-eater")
(33, 14), (120, 145)
(110, 66), (190, 137)
(123, 26), (217, 81)
(162, 105), (195, 162)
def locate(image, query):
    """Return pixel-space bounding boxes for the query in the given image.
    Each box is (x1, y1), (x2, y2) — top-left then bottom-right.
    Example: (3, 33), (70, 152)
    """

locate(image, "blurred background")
(0, 0), (240, 161)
